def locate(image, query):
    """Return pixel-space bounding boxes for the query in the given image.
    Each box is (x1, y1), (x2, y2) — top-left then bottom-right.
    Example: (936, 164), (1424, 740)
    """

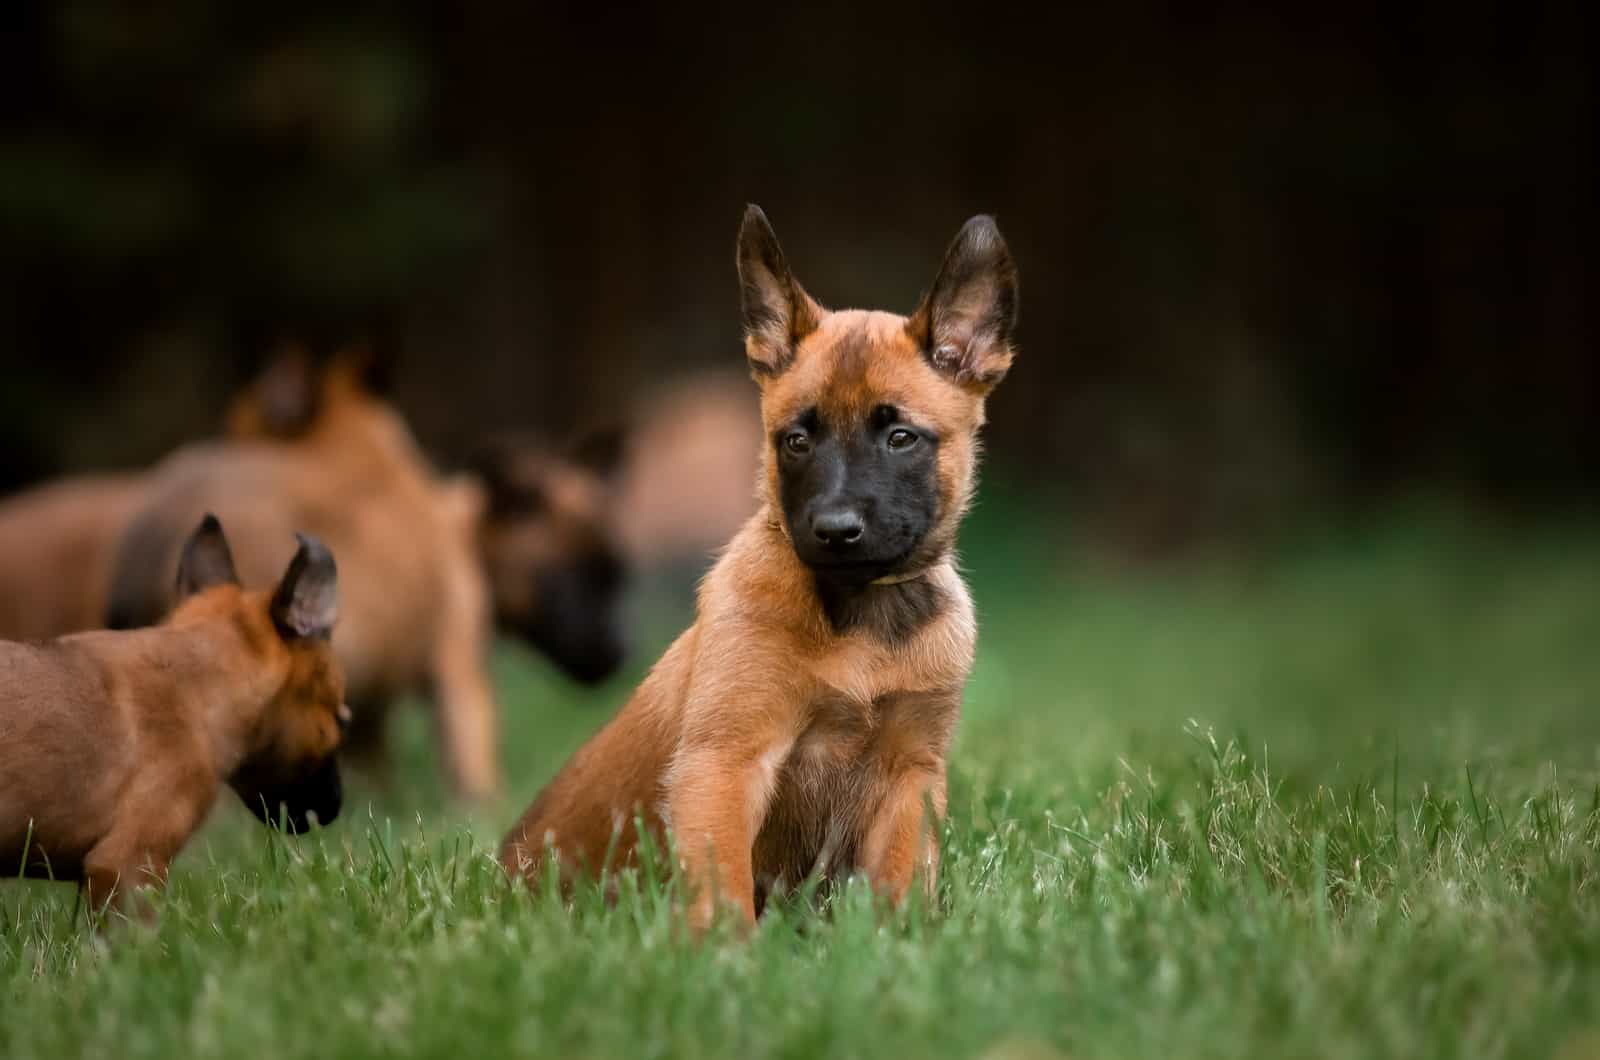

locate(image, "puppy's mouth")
(512, 614), (627, 686)
(239, 758), (343, 833)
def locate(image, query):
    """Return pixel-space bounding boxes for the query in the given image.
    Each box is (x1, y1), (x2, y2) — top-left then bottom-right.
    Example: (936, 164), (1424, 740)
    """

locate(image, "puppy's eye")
(886, 428), (918, 451)
(784, 432), (812, 455)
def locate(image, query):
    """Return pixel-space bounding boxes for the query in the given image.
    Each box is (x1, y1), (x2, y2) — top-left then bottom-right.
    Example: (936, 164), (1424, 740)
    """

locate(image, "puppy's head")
(469, 431), (629, 685)
(224, 340), (323, 439)
(737, 206), (1018, 585)
(171, 516), (347, 833)
(226, 341), (414, 460)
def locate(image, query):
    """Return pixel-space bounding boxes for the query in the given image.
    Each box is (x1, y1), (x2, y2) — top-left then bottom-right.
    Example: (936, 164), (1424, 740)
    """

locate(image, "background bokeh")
(1, 1), (1592, 549)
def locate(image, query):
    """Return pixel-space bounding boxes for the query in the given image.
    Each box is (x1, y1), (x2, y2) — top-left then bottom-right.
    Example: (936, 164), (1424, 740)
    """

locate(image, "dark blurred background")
(1, 1), (1591, 551)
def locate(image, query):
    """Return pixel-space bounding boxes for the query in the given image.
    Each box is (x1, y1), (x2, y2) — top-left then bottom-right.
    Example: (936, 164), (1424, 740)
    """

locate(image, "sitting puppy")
(0, 515), (346, 914)
(502, 206), (1018, 930)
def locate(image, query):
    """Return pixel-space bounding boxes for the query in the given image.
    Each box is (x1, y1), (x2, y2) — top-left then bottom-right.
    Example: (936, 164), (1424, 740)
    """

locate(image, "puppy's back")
(104, 446), (301, 630)
(0, 476), (148, 641)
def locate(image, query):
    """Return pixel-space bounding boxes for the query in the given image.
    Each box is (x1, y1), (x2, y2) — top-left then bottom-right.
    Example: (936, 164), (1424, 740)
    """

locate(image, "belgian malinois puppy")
(501, 206), (1018, 930)
(0, 515), (345, 914)
(105, 354), (627, 799)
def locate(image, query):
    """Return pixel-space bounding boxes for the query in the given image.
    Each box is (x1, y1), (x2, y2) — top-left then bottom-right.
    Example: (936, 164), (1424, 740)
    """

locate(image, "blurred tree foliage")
(0, 1), (1591, 547)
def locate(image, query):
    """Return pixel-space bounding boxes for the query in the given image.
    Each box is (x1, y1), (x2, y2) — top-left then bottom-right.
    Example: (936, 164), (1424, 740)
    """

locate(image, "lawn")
(4, 501), (1599, 1059)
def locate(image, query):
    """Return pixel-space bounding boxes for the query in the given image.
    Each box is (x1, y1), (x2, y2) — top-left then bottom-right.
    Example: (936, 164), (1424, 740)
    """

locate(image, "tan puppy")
(0, 515), (345, 914)
(105, 358), (627, 799)
(502, 206), (1018, 930)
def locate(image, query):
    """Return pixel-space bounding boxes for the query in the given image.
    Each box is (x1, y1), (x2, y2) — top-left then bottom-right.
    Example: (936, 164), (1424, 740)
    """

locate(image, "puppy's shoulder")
(698, 515), (812, 625)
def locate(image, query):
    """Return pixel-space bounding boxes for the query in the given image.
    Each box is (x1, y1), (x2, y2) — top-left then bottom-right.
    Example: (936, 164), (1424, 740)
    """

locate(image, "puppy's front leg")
(668, 736), (790, 932)
(859, 764), (948, 907)
(82, 839), (175, 924)
(82, 778), (210, 923)
(430, 564), (501, 800)
(858, 690), (959, 905)
(431, 640), (500, 800)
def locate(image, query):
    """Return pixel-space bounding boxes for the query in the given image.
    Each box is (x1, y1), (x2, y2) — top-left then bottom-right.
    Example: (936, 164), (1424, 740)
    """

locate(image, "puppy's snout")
(811, 508), (865, 550)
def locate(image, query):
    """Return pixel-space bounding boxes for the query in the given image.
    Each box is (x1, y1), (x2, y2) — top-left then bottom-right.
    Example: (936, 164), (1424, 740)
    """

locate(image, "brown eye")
(785, 431), (812, 455)
(887, 428), (918, 451)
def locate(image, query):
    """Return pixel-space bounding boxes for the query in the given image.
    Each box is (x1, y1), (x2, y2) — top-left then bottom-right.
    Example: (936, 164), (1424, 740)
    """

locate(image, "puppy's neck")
(757, 508), (953, 645)
(813, 565), (949, 645)
(86, 611), (284, 779)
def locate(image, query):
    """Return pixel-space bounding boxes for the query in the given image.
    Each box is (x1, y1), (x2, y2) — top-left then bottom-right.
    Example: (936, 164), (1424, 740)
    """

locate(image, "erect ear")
(737, 204), (824, 377)
(466, 438), (548, 519)
(176, 514), (241, 600)
(227, 343), (321, 439)
(325, 342), (396, 398)
(325, 313), (400, 398)
(567, 422), (629, 482)
(907, 215), (1019, 392)
(271, 533), (339, 640)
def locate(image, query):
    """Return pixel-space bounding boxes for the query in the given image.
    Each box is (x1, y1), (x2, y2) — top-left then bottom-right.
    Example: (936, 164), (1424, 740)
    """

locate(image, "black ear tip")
(198, 513), (223, 534)
(292, 532), (336, 571)
(960, 213), (1004, 244)
(739, 204), (776, 242)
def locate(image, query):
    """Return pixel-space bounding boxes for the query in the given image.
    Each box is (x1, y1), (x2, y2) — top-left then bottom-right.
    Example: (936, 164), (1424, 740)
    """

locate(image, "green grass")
(4, 504), (1600, 1059)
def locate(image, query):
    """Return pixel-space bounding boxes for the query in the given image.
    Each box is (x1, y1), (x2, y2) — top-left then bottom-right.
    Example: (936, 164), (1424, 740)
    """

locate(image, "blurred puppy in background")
(465, 429), (631, 686)
(103, 351), (629, 800)
(0, 344), (334, 643)
(610, 373), (762, 576)
(0, 515), (345, 916)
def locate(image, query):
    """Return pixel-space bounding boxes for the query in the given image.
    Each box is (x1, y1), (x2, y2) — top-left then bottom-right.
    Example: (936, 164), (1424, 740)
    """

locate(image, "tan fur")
(0, 476), (149, 641)
(612, 373), (763, 569)
(502, 212), (1014, 930)
(0, 576), (344, 915)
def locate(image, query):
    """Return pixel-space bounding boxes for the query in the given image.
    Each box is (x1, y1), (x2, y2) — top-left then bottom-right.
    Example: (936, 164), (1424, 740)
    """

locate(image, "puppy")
(0, 515), (346, 914)
(104, 355), (628, 799)
(502, 206), (1018, 929)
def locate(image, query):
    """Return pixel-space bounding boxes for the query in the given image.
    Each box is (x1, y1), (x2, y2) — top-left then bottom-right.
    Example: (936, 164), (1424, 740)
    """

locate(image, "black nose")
(812, 508), (865, 549)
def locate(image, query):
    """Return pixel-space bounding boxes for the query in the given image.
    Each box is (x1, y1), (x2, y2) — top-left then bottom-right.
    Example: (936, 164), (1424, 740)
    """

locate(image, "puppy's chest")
(752, 692), (885, 879)
(753, 686), (950, 888)
(776, 617), (971, 797)
(787, 690), (882, 777)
